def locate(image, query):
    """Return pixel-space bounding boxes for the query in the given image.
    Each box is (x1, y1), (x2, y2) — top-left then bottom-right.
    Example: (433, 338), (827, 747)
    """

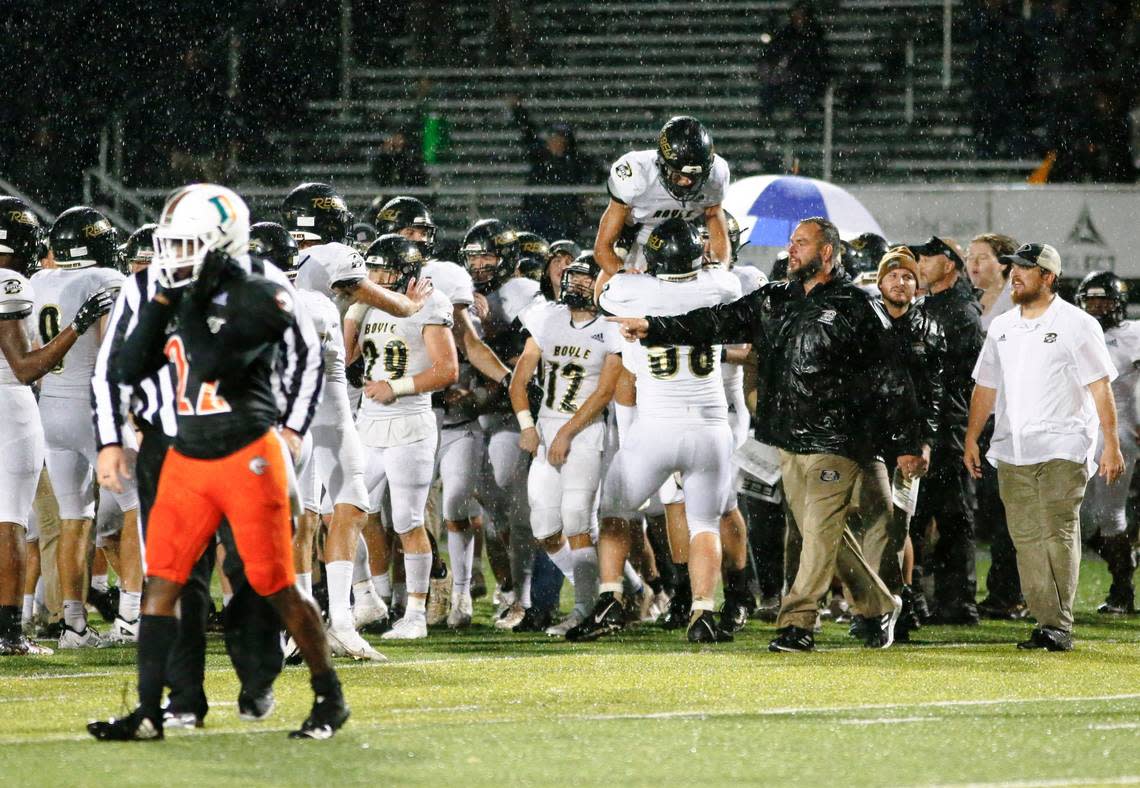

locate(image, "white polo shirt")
(973, 295), (1116, 473)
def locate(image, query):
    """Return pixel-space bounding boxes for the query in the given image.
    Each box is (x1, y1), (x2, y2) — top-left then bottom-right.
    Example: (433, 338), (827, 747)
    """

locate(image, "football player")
(122, 224), (157, 273)
(350, 234), (458, 639)
(1076, 271), (1140, 614)
(594, 116), (731, 283)
(510, 253), (623, 634)
(249, 222), (384, 660)
(33, 206), (141, 647)
(89, 183), (345, 742)
(0, 198), (113, 656)
(571, 218), (740, 643)
(541, 240), (582, 302)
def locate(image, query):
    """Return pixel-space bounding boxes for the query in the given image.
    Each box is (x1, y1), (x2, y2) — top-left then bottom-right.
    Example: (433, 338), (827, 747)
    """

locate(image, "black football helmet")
(281, 182), (353, 244)
(50, 206), (119, 270)
(1077, 270), (1128, 330)
(459, 219), (519, 294)
(121, 223), (157, 270)
(249, 221), (300, 279)
(656, 116), (714, 202)
(559, 252), (601, 311)
(349, 222), (378, 254)
(0, 196), (45, 276)
(515, 231), (550, 283)
(364, 233), (425, 294)
(645, 218), (702, 280)
(842, 232), (889, 277)
(373, 196), (436, 259)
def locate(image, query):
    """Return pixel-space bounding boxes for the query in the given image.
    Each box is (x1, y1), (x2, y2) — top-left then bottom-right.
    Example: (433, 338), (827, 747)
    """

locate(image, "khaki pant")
(32, 468), (62, 622)
(777, 452), (896, 629)
(854, 459), (908, 595)
(997, 459), (1088, 632)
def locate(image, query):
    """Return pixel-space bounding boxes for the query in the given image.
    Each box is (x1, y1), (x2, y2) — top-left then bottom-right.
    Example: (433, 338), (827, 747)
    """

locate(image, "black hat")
(909, 236), (964, 268)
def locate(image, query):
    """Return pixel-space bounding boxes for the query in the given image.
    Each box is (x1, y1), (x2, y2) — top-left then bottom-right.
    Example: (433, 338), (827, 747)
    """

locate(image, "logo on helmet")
(6, 210), (35, 226)
(83, 220), (113, 239)
(312, 196), (347, 212)
(646, 235), (665, 251)
(659, 133), (676, 161)
(494, 231), (517, 245)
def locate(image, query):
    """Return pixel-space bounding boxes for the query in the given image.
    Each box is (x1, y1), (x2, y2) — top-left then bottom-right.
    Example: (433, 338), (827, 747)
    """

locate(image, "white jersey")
(422, 259), (474, 307)
(0, 270), (35, 387)
(297, 288), (346, 386)
(1102, 320), (1140, 429)
(524, 303), (623, 421)
(607, 148), (730, 249)
(490, 277), (543, 328)
(599, 270), (739, 420)
(355, 289), (453, 419)
(31, 266), (124, 397)
(733, 264), (767, 295)
(294, 241), (364, 302)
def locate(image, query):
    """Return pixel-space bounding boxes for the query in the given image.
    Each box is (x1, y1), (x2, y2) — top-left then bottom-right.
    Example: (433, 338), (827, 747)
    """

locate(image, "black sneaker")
(565, 592), (624, 642)
(1037, 627), (1074, 652)
(661, 594), (691, 630)
(768, 625), (814, 652)
(847, 615), (868, 640)
(719, 598), (749, 634)
(979, 596), (1029, 620)
(87, 708), (163, 741)
(87, 586), (119, 623)
(288, 692), (349, 740)
(1097, 598), (1137, 615)
(911, 588), (932, 624)
(688, 610), (733, 643)
(238, 687), (276, 721)
(512, 606), (554, 633)
(863, 596), (902, 649)
(1017, 627), (1048, 650)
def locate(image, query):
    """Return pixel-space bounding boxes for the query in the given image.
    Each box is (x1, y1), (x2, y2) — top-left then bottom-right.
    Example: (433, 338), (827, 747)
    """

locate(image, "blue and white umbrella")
(723, 175), (884, 249)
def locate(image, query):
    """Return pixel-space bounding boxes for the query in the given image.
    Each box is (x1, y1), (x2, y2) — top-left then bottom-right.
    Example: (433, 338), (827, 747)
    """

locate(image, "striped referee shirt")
(92, 255), (324, 448)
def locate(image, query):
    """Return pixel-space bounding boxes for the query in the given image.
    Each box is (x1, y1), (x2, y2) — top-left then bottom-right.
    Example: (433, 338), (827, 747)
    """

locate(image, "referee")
(91, 233), (323, 723)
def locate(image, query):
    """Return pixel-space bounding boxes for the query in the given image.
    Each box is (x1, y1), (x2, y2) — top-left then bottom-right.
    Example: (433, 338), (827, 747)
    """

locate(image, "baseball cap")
(875, 247), (919, 284)
(1000, 243), (1062, 276)
(909, 236), (964, 268)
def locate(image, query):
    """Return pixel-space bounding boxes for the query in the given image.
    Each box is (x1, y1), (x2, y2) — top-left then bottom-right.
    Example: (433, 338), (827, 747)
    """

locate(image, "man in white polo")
(963, 243), (1124, 652)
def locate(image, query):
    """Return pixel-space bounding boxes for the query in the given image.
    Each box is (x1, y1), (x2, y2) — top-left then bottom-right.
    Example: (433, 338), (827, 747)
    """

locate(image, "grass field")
(3, 555), (1139, 787)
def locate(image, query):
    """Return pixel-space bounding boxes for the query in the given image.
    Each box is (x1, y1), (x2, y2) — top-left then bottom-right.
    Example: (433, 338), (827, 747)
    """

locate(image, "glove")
(72, 287), (120, 335)
(345, 356), (365, 388)
(329, 250), (366, 291)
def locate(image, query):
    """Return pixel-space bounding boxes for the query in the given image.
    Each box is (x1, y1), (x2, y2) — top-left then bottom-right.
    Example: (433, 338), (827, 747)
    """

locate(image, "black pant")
(740, 494), (785, 599)
(976, 419), (1023, 606)
(911, 446), (977, 615)
(136, 426), (282, 716)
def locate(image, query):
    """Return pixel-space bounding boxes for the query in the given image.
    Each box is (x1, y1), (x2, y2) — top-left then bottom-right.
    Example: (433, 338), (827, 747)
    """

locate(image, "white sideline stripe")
(837, 716), (936, 725)
(929, 777), (1140, 787)
(1090, 722), (1140, 730)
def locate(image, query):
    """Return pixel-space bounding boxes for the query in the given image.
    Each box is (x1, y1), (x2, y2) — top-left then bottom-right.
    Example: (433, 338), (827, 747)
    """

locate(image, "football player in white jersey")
(0, 198), (114, 655)
(510, 254), (623, 635)
(249, 222), (384, 660)
(594, 116), (732, 282)
(33, 206), (142, 648)
(1076, 272), (1140, 614)
(571, 219), (739, 643)
(351, 234), (458, 640)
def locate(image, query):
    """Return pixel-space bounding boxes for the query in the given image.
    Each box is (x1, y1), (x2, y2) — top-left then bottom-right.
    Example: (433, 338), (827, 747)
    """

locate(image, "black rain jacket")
(889, 298), (947, 453)
(919, 275), (983, 454)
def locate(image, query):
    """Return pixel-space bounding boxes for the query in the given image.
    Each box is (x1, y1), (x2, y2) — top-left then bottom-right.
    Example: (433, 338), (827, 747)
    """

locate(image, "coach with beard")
(964, 243), (1123, 652)
(610, 217), (926, 652)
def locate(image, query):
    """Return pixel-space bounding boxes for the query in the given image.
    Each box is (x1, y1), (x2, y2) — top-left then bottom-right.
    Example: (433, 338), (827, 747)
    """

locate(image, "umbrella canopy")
(723, 175), (884, 248)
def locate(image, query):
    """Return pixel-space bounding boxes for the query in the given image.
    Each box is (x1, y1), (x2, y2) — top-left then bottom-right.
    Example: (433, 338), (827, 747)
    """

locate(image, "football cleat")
(493, 602), (526, 631)
(470, 570), (488, 600)
(863, 595), (903, 649)
(545, 609), (585, 637)
(755, 595), (781, 623)
(1096, 599), (1137, 615)
(87, 708), (163, 741)
(288, 693), (349, 740)
(0, 634), (53, 656)
(87, 586), (120, 623)
(637, 586), (660, 623)
(447, 591), (473, 629)
(511, 606), (553, 633)
(327, 626), (388, 661)
(687, 610), (734, 643)
(719, 598), (749, 634)
(381, 615), (428, 640)
(238, 687), (276, 721)
(426, 575), (452, 627)
(352, 591), (389, 630)
(163, 710), (203, 729)
(106, 616), (139, 644)
(565, 592), (624, 642)
(847, 615), (868, 640)
(59, 623), (104, 649)
(661, 593), (691, 630)
(768, 625), (815, 653)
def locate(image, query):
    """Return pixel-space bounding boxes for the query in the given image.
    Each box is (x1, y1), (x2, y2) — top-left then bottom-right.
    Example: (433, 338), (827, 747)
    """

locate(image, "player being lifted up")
(509, 253), (624, 636)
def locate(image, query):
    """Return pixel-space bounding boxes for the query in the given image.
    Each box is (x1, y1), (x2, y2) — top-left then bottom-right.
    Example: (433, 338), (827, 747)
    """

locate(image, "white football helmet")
(153, 184), (250, 289)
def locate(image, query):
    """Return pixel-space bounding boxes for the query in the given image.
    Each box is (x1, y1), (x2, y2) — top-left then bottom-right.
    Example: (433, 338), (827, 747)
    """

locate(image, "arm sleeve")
(920, 321), (947, 446)
(643, 290), (760, 346)
(91, 275), (139, 449)
(114, 296), (177, 388)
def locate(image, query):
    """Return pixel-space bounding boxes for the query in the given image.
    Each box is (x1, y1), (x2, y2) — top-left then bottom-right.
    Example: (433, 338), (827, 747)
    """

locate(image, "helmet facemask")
(559, 268), (597, 311)
(153, 229), (216, 289)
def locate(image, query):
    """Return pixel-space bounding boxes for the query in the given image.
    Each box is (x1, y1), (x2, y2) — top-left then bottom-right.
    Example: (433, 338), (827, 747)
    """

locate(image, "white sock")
(118, 590), (141, 622)
(91, 574), (109, 593)
(447, 530), (475, 595)
(34, 576), (45, 608)
(22, 594), (34, 623)
(372, 573), (392, 602)
(623, 561), (643, 594)
(326, 560), (354, 631)
(406, 595), (427, 619)
(509, 534), (534, 607)
(393, 583), (407, 611)
(404, 552), (431, 596)
(548, 541), (575, 582)
(571, 546), (599, 615)
(295, 572), (312, 598)
(222, 592), (233, 608)
(63, 599), (86, 631)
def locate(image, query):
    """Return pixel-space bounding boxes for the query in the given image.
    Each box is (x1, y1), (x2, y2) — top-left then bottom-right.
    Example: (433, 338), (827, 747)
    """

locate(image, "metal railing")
(0, 177), (57, 224)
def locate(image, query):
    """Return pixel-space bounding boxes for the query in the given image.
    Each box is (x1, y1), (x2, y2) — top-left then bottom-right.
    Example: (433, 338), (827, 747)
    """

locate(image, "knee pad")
(529, 505), (562, 541)
(687, 517), (720, 538)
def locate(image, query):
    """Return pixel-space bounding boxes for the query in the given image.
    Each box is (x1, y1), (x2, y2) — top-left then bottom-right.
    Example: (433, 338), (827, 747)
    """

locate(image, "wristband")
(516, 410), (536, 431)
(390, 377), (416, 397)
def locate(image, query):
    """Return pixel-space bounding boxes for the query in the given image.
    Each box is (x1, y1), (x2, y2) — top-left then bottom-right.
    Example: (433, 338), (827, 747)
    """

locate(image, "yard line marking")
(1089, 722), (1140, 730)
(927, 777), (1140, 787)
(837, 716), (936, 725)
